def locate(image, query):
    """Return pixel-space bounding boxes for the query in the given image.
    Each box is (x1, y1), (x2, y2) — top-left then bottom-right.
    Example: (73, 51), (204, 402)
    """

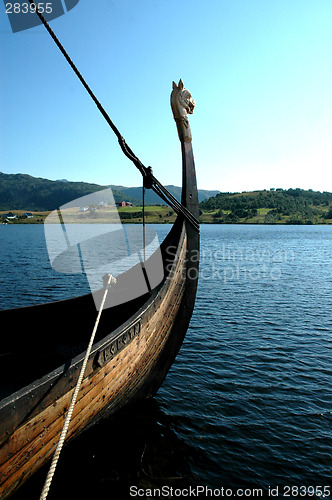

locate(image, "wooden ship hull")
(0, 83), (199, 498)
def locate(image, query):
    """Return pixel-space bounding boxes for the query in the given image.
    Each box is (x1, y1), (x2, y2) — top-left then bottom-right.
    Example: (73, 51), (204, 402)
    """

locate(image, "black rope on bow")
(138, 182), (153, 293)
(26, 0), (145, 175)
(142, 183), (146, 263)
(27, 1), (199, 232)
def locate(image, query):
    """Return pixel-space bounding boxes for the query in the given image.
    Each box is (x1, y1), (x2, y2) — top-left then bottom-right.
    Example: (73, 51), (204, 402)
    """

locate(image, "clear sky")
(1, 0), (332, 193)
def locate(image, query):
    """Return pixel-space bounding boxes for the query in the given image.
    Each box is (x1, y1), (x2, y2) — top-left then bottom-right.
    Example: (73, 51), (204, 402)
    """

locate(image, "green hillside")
(0, 172), (219, 211)
(112, 184), (220, 205)
(200, 188), (332, 224)
(0, 173), (108, 211)
(1, 173), (331, 224)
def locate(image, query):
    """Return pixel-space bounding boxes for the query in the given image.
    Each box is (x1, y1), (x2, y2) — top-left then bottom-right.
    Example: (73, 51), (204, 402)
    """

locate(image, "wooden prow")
(170, 79), (199, 216)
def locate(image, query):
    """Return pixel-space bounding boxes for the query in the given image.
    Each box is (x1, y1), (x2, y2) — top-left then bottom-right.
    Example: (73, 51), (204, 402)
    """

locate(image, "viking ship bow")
(0, 79), (199, 498)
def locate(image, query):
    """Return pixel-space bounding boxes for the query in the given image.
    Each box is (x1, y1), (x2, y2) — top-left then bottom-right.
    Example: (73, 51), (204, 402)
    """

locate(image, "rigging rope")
(142, 184), (146, 262)
(139, 183), (153, 292)
(39, 274), (116, 500)
(27, 1), (199, 232)
(26, 1), (145, 175)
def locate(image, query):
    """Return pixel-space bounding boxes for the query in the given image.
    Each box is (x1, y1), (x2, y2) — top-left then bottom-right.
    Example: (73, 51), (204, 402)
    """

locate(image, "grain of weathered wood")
(0, 234), (189, 497)
(0, 80), (199, 498)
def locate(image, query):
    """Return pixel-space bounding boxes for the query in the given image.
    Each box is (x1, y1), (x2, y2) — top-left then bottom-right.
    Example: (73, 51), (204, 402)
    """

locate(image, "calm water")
(1, 224), (331, 499)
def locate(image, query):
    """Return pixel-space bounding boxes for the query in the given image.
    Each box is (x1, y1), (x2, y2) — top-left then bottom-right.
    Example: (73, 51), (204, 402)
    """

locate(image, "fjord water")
(1, 224), (331, 499)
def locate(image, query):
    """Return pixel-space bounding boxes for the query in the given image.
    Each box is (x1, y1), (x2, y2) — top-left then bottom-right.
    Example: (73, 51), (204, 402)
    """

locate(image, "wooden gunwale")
(0, 220), (182, 442)
(0, 77), (200, 498)
(0, 223), (188, 497)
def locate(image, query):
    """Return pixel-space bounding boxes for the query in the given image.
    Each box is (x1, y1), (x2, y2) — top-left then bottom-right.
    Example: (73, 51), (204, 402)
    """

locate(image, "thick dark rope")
(27, 1), (199, 231)
(27, 0), (145, 174)
(152, 179), (200, 231)
(142, 185), (146, 262)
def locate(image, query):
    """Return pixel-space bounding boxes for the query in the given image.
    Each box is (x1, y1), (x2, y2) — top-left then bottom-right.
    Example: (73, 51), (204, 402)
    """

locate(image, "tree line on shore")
(1, 172), (331, 224)
(200, 188), (332, 224)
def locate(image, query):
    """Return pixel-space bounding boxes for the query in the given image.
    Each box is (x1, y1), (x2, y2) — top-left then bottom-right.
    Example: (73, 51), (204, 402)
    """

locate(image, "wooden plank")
(0, 236), (187, 497)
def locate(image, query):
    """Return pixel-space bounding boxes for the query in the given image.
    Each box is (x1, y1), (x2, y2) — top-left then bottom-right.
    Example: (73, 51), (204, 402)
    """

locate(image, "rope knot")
(143, 166), (154, 189)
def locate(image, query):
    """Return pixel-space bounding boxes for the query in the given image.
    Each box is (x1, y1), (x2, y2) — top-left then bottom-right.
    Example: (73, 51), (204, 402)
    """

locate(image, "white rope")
(40, 274), (116, 500)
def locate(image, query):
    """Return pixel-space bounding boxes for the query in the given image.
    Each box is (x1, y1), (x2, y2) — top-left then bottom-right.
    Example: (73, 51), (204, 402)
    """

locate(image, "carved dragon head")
(171, 79), (196, 143)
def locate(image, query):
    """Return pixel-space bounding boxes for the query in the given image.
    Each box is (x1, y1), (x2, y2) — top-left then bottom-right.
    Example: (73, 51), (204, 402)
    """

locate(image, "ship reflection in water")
(10, 399), (207, 500)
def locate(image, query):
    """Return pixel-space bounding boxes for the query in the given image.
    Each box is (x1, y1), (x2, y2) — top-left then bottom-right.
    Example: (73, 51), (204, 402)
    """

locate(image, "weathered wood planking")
(0, 230), (188, 497)
(0, 79), (199, 499)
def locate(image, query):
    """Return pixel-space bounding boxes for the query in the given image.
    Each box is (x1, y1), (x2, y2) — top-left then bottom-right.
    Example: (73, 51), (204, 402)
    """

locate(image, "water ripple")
(2, 224), (332, 496)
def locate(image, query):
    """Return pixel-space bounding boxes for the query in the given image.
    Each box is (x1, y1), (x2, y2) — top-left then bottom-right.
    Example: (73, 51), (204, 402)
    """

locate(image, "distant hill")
(0, 172), (220, 211)
(1, 173), (331, 224)
(200, 188), (332, 224)
(110, 184), (220, 206)
(0, 173), (107, 211)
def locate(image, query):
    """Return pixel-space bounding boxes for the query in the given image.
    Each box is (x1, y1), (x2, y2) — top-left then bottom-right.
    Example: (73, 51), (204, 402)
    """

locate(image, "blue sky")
(1, 0), (331, 193)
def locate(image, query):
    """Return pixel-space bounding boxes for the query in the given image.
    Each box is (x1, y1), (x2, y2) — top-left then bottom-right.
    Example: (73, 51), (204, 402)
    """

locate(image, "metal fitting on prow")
(143, 166), (154, 189)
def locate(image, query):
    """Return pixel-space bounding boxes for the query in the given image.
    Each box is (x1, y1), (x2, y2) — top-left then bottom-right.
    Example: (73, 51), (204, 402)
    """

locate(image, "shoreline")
(1, 208), (332, 225)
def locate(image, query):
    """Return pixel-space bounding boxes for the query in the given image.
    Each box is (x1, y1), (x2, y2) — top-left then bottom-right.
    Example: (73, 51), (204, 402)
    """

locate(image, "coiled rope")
(39, 274), (116, 500)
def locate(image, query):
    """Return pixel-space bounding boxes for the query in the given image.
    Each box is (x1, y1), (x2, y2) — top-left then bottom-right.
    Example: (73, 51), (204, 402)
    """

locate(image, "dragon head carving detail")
(171, 79), (196, 143)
